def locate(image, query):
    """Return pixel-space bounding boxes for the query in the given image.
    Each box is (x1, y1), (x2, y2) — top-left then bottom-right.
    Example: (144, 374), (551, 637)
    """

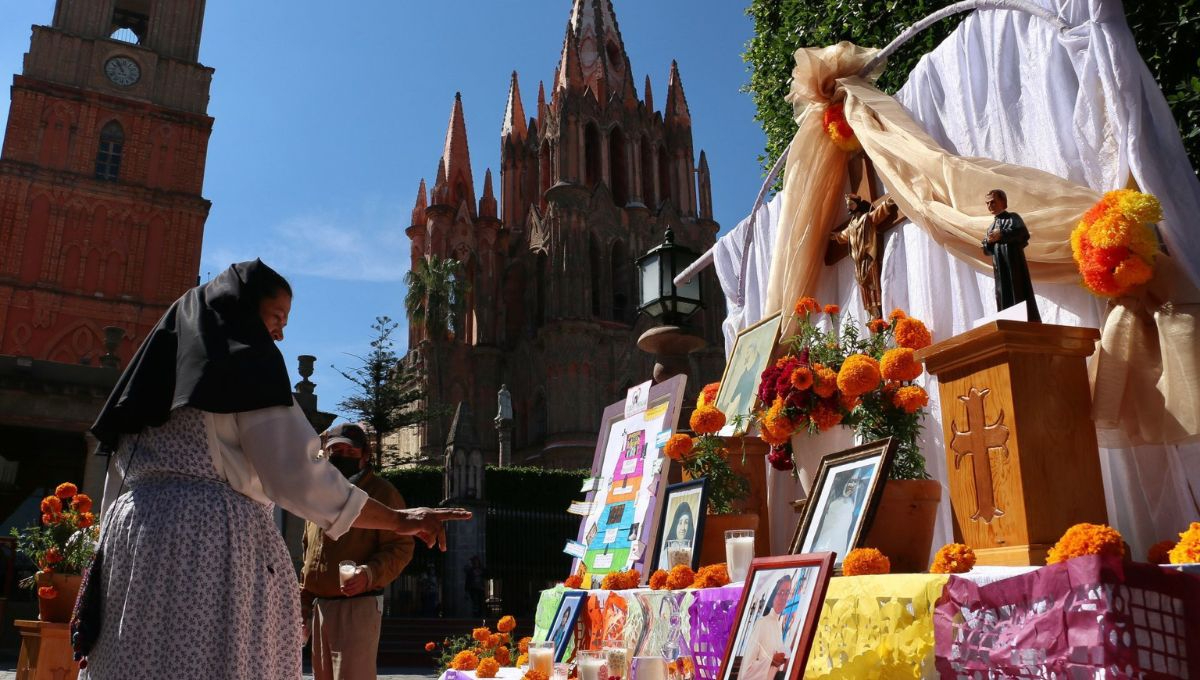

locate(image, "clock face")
(104, 57), (140, 87)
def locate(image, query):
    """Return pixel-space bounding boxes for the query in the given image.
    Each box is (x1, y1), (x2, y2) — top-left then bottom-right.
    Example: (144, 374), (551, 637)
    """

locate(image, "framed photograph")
(719, 553), (835, 680)
(790, 438), (896, 571)
(714, 312), (782, 435)
(649, 479), (710, 572)
(574, 374), (687, 583)
(547, 590), (586, 661)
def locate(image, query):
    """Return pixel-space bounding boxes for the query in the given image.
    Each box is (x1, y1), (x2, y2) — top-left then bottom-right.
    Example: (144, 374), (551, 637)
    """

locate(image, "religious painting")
(649, 479), (709, 572)
(714, 313), (782, 435)
(573, 375), (687, 584)
(548, 590), (587, 662)
(791, 438), (896, 571)
(719, 553), (834, 680)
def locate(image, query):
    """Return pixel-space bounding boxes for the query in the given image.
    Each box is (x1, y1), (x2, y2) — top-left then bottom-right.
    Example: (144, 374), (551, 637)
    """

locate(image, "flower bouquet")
(429, 615), (525, 678)
(11, 482), (99, 621)
(663, 383), (750, 515)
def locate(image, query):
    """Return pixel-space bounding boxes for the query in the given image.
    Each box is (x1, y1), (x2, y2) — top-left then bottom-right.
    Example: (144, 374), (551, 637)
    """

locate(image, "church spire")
(665, 60), (691, 127)
(412, 178), (428, 226)
(442, 92), (476, 213)
(502, 71), (527, 142)
(555, 22), (585, 95)
(479, 168), (497, 219)
(697, 151), (713, 220)
(643, 74), (654, 113)
(433, 158), (448, 205)
(537, 80), (547, 121)
(567, 0), (631, 102)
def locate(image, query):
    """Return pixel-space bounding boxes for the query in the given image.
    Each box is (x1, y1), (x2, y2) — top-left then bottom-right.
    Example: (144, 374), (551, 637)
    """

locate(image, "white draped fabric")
(714, 0), (1200, 559)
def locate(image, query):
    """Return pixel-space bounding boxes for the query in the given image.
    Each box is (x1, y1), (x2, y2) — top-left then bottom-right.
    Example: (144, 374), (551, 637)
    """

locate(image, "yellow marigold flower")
(789, 366), (813, 391)
(837, 354), (881, 397)
(516, 654), (530, 668)
(892, 385), (928, 414)
(812, 364), (837, 398)
(1070, 222), (1088, 262)
(1046, 523), (1125, 564)
(476, 657), (501, 678)
(930, 543), (976, 574)
(894, 317), (933, 350)
(689, 405), (726, 436)
(663, 434), (694, 462)
(698, 382), (721, 408)
(1113, 189), (1162, 224)
(451, 651), (481, 671)
(1147, 540), (1176, 564)
(648, 569), (670, 590)
(793, 296), (819, 317)
(497, 615), (516, 633)
(473, 627), (492, 643)
(1126, 223), (1160, 262)
(880, 348), (923, 382)
(1168, 522), (1200, 564)
(54, 482), (78, 500)
(666, 564), (696, 590)
(1086, 211), (1136, 249)
(843, 547), (891, 576)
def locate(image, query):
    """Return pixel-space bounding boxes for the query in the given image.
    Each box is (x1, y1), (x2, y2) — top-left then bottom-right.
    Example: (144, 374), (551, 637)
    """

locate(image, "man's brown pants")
(311, 595), (383, 680)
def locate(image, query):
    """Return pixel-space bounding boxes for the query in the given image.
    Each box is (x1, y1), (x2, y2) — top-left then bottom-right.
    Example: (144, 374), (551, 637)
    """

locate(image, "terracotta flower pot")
(697, 513), (761, 567)
(862, 479), (942, 573)
(36, 571), (82, 623)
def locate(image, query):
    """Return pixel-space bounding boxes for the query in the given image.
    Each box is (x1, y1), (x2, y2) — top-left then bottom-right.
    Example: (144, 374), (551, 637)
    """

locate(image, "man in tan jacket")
(302, 422), (414, 680)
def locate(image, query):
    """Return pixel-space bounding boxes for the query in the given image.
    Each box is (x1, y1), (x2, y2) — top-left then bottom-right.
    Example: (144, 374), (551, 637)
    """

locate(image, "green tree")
(744, 0), (1200, 177)
(404, 256), (466, 342)
(336, 316), (437, 468)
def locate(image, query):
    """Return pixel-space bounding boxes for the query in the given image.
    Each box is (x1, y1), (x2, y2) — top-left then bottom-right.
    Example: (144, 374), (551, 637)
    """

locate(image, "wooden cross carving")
(825, 153), (906, 319)
(949, 387), (1010, 523)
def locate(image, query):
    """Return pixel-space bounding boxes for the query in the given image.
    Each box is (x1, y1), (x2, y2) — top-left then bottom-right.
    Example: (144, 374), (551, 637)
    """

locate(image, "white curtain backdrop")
(715, 0), (1200, 559)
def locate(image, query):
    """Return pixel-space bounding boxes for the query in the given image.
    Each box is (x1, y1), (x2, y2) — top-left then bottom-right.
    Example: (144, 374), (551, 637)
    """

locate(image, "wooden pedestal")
(917, 321), (1108, 566)
(719, 436), (772, 557)
(16, 620), (78, 680)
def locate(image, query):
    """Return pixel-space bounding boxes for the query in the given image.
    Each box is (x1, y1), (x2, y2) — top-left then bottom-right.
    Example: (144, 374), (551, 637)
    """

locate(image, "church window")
(640, 135), (655, 205)
(658, 145), (672, 206)
(584, 122), (602, 188)
(94, 121), (124, 181)
(609, 127), (628, 206)
(611, 240), (632, 324)
(109, 7), (149, 44)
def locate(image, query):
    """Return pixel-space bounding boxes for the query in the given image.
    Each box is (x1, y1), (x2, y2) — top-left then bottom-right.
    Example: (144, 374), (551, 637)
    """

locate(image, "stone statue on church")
(496, 384), (513, 423)
(832, 193), (898, 320)
(981, 189), (1041, 322)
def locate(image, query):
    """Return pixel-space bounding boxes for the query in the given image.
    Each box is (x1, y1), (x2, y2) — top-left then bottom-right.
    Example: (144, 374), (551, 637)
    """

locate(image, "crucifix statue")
(825, 155), (905, 320)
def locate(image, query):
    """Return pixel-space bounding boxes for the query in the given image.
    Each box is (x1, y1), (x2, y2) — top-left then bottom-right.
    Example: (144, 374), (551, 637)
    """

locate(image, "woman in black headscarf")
(80, 260), (469, 680)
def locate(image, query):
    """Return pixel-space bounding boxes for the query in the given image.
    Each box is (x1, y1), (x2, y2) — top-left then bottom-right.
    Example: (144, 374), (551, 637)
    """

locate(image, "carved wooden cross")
(824, 153), (906, 318)
(949, 387), (1010, 523)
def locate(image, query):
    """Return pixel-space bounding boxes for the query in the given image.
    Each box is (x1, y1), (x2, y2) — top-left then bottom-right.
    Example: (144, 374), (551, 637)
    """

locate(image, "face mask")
(330, 456), (361, 478)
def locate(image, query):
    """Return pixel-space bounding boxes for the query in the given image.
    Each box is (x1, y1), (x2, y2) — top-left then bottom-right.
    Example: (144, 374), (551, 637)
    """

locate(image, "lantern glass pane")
(639, 253), (660, 307)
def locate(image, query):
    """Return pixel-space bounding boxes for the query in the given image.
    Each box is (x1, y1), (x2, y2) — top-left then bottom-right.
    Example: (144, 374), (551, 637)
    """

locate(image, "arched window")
(94, 121), (124, 181)
(611, 240), (632, 324)
(609, 127), (627, 206)
(584, 122), (602, 188)
(109, 7), (148, 44)
(640, 135), (655, 205)
(657, 145), (672, 207)
(590, 234), (603, 317)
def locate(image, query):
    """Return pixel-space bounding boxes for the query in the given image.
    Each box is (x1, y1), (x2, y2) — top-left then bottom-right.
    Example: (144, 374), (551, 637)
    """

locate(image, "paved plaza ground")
(0, 661), (439, 679)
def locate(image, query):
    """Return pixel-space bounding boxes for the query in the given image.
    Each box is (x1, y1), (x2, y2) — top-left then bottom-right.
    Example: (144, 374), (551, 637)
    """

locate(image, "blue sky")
(0, 2), (767, 420)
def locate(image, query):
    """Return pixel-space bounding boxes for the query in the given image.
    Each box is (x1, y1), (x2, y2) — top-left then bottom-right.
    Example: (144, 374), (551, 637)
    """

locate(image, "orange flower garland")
(666, 565), (696, 590)
(880, 348), (923, 383)
(1070, 190), (1161, 298)
(692, 563), (731, 588)
(648, 569), (670, 590)
(836, 354), (881, 397)
(1168, 522), (1200, 564)
(894, 318), (933, 350)
(823, 102), (860, 152)
(689, 406), (726, 435)
(451, 650), (481, 671)
(842, 548), (891, 576)
(600, 569), (641, 590)
(930, 543), (977, 574)
(664, 434), (694, 462)
(476, 658), (501, 678)
(1046, 523), (1125, 564)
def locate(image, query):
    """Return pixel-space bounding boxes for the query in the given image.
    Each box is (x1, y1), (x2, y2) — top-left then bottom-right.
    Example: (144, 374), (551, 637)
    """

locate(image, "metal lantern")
(636, 229), (703, 325)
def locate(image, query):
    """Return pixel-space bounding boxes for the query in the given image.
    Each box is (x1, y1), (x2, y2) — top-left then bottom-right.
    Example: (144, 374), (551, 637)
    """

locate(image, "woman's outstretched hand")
(396, 507), (472, 550)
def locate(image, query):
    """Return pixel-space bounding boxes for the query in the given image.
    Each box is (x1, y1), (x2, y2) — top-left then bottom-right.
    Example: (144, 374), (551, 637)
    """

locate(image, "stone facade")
(396, 0), (725, 469)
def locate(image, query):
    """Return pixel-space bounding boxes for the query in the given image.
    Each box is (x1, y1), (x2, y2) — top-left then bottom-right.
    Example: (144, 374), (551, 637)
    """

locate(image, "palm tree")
(404, 256), (465, 342)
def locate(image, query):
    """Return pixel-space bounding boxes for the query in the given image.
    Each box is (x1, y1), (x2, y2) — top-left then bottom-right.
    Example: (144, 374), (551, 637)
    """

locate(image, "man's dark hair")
(987, 189), (1007, 203)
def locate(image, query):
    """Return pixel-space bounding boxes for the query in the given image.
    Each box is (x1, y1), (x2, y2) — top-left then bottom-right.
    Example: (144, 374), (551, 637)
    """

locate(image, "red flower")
(55, 482), (78, 500)
(44, 547), (63, 565)
(37, 585), (58, 600)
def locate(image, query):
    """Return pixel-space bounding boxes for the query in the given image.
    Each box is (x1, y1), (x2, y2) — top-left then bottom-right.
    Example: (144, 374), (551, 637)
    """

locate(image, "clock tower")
(0, 0), (214, 367)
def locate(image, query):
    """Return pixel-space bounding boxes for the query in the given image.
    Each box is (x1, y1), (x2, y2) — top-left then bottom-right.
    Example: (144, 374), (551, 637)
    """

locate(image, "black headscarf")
(91, 259), (295, 449)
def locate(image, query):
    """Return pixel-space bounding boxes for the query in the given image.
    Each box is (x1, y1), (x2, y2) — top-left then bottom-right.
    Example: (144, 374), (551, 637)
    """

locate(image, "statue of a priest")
(982, 189), (1041, 322)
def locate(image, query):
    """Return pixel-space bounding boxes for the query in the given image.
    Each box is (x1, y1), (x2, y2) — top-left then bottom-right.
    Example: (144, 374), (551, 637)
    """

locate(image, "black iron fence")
(485, 505), (577, 617)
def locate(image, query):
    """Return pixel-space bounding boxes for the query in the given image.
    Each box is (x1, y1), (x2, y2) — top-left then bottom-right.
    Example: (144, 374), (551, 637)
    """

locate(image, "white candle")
(579, 656), (605, 680)
(606, 648), (629, 679)
(529, 648), (554, 677)
(338, 560), (357, 587)
(634, 657), (665, 680)
(725, 534), (755, 583)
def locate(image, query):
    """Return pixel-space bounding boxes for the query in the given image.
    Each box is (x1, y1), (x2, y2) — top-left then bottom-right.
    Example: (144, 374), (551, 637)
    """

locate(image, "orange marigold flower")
(888, 308), (907, 321)
(476, 657), (501, 678)
(495, 646), (512, 666)
(892, 386), (928, 414)
(809, 403), (842, 431)
(487, 634), (503, 648)
(1147, 540), (1176, 564)
(823, 304), (840, 315)
(37, 585), (57, 600)
(40, 496), (62, 515)
(838, 392), (861, 411)
(621, 569), (642, 589)
(868, 318), (890, 334)
(758, 397), (795, 446)
(451, 650), (481, 671)
(689, 405), (726, 436)
(823, 102), (860, 152)
(793, 296), (819, 317)
(812, 364), (837, 398)
(842, 547), (891, 576)
(1169, 522), (1200, 564)
(894, 318), (933, 350)
(836, 354), (881, 397)
(425, 642), (437, 652)
(698, 382), (721, 409)
(44, 547), (63, 565)
(41, 513), (53, 525)
(523, 670), (547, 680)
(648, 569), (670, 590)
(72, 493), (93, 513)
(497, 615), (516, 633)
(666, 564), (696, 590)
(563, 574), (583, 589)
(1047, 523), (1125, 564)
(600, 572), (622, 590)
(518, 637), (532, 655)
(880, 348), (923, 382)
(930, 543), (977, 574)
(663, 434), (694, 462)
(55, 482), (78, 499)
(692, 563), (731, 588)
(789, 367), (813, 391)
(77, 512), (96, 529)
(473, 627), (492, 643)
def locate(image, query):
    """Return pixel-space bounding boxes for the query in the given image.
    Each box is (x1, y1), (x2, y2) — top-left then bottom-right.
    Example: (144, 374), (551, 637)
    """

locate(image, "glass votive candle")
(577, 650), (606, 680)
(553, 662), (571, 680)
(666, 540), (692, 568)
(337, 560), (357, 588)
(529, 641), (556, 677)
(632, 656), (666, 680)
(725, 530), (755, 583)
(604, 639), (630, 679)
